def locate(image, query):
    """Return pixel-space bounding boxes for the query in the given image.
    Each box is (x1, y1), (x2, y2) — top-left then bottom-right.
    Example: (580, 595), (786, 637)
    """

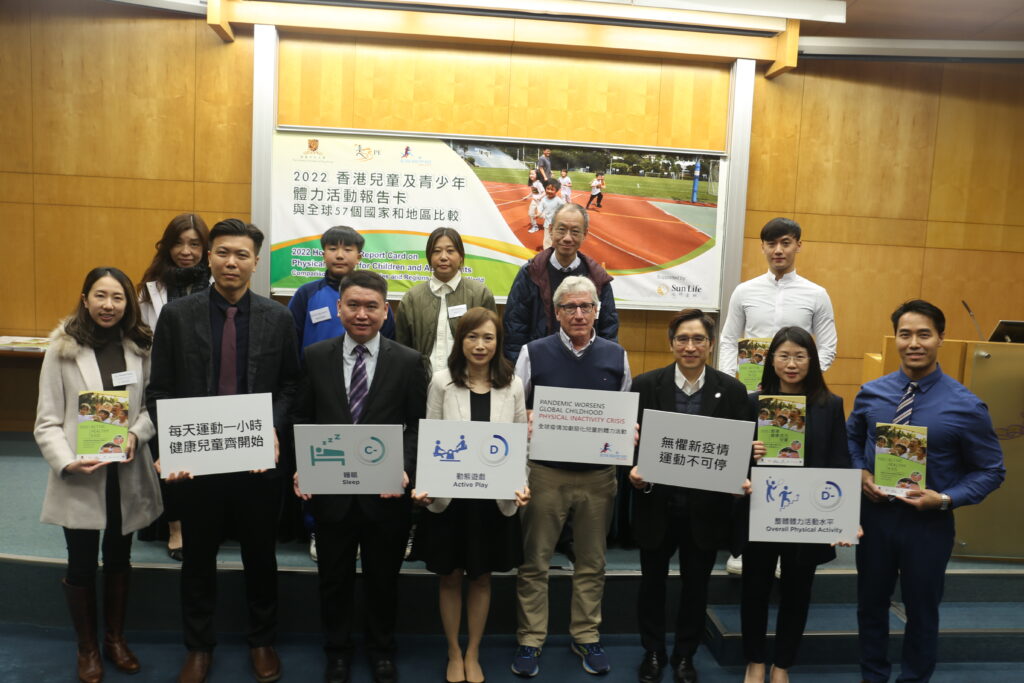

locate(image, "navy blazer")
(741, 391), (851, 565)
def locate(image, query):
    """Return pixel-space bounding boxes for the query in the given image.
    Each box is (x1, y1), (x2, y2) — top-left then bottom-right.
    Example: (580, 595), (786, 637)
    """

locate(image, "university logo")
(810, 479), (844, 513)
(307, 139), (319, 153)
(479, 434), (510, 467)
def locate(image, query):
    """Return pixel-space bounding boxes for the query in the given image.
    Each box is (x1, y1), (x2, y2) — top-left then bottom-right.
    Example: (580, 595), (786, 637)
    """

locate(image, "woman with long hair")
(411, 307), (530, 683)
(34, 267), (162, 683)
(741, 326), (858, 683)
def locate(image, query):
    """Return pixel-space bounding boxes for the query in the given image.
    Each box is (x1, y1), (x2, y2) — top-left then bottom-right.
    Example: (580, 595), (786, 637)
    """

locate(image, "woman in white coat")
(412, 307), (531, 683)
(34, 267), (162, 683)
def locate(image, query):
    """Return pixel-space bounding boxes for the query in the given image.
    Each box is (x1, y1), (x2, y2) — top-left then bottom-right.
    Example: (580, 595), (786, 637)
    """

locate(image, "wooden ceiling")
(802, 0), (1024, 40)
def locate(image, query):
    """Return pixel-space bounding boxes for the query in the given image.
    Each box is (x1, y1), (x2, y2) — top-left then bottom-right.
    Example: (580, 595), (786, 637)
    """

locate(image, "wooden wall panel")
(746, 68), (803, 213)
(929, 64), (1024, 226)
(195, 182), (251, 215)
(33, 175), (193, 210)
(0, 203), (36, 334)
(925, 221), (1024, 253)
(0, 173), (33, 204)
(278, 34), (356, 129)
(656, 61), (730, 151)
(30, 0), (196, 180)
(196, 26), (253, 184)
(794, 61), (942, 220)
(793, 214), (927, 248)
(0, 0), (33, 174)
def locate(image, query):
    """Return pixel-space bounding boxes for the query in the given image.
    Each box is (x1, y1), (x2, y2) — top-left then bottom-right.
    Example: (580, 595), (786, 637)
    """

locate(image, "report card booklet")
(873, 423), (927, 497)
(76, 391), (130, 461)
(737, 338), (771, 392)
(756, 395), (806, 466)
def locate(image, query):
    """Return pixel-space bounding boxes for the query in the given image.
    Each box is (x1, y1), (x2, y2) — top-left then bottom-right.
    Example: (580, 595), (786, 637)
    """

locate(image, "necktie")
(893, 381), (918, 425)
(218, 306), (238, 395)
(349, 344), (369, 423)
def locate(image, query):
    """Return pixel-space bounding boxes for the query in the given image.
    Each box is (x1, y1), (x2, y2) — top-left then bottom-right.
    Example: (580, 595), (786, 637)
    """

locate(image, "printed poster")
(736, 338), (771, 392)
(749, 467), (861, 544)
(76, 391), (130, 462)
(294, 424), (405, 495)
(415, 419), (528, 500)
(873, 423), (928, 497)
(757, 395), (806, 466)
(530, 386), (638, 466)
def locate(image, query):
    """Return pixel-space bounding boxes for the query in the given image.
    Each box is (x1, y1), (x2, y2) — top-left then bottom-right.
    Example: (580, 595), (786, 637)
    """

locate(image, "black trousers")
(179, 472), (283, 651)
(637, 506), (717, 660)
(585, 192), (603, 208)
(315, 501), (410, 661)
(64, 465), (132, 586)
(740, 541), (817, 669)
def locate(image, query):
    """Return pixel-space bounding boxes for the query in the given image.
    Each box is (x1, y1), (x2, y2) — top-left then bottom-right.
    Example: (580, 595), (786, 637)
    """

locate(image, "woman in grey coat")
(34, 267), (162, 683)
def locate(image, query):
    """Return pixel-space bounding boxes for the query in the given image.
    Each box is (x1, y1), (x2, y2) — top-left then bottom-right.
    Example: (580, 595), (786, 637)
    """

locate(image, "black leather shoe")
(638, 650), (666, 683)
(372, 658), (398, 683)
(325, 655), (352, 683)
(671, 657), (697, 683)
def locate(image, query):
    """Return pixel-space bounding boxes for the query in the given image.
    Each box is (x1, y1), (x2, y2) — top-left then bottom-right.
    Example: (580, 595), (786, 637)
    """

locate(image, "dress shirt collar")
(897, 363), (943, 394)
(210, 286), (251, 313)
(343, 332), (381, 358)
(549, 252), (581, 273)
(558, 326), (595, 356)
(765, 270), (801, 285)
(428, 271), (461, 296)
(674, 364), (706, 396)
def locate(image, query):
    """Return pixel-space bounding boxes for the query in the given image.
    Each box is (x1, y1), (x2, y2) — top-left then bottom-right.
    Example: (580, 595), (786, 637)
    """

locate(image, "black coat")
(631, 364), (752, 554)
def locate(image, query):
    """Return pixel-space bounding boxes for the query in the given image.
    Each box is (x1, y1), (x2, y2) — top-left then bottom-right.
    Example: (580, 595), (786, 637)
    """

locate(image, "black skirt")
(414, 498), (523, 579)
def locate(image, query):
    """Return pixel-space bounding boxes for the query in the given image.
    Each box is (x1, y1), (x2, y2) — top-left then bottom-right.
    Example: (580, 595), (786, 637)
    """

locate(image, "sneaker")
(571, 641), (610, 675)
(511, 645), (541, 677)
(528, 226), (540, 233)
(775, 558), (782, 579)
(726, 554), (743, 575)
(309, 534), (318, 563)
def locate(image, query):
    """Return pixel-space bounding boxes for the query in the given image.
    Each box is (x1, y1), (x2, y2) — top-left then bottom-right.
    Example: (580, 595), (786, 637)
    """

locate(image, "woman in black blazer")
(741, 326), (857, 683)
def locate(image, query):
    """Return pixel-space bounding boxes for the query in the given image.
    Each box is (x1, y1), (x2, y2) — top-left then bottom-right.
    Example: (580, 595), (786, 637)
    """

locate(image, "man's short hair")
(667, 308), (717, 342)
(543, 178), (561, 191)
(551, 203), (588, 233)
(338, 270), (388, 300)
(760, 217), (801, 243)
(553, 275), (598, 308)
(210, 218), (265, 252)
(321, 225), (365, 252)
(891, 299), (946, 335)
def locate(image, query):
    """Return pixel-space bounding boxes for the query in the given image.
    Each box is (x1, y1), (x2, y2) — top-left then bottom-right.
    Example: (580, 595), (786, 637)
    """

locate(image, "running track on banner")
(483, 181), (713, 272)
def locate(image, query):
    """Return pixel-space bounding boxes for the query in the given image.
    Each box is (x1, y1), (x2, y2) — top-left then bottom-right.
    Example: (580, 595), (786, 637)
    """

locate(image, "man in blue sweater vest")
(511, 276), (631, 678)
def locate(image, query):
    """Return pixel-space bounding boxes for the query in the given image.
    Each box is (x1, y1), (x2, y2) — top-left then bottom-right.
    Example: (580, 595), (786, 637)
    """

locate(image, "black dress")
(413, 390), (524, 579)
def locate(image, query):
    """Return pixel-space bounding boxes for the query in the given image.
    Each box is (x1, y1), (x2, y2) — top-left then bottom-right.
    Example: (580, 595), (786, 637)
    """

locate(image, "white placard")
(748, 467), (861, 545)
(156, 394), (275, 477)
(530, 386), (638, 466)
(294, 424), (404, 495)
(416, 419), (528, 500)
(636, 409), (754, 494)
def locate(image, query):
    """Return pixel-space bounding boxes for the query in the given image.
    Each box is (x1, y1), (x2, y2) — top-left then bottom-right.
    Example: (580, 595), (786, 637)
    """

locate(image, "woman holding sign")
(741, 326), (854, 683)
(34, 267), (162, 683)
(411, 307), (530, 683)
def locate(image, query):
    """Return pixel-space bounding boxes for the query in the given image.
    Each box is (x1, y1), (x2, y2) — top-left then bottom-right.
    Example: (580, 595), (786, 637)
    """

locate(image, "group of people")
(525, 149), (606, 250)
(33, 206), (1005, 683)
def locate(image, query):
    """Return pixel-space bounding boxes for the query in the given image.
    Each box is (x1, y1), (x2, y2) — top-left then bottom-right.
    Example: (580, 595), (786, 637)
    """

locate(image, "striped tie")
(348, 345), (369, 423)
(893, 381), (918, 425)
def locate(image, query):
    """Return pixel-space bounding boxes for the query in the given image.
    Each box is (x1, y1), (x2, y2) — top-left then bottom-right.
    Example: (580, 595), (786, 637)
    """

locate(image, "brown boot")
(102, 570), (140, 674)
(62, 579), (104, 683)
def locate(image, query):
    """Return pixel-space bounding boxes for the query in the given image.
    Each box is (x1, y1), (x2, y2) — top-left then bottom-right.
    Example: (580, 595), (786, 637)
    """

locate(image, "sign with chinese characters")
(270, 130), (725, 309)
(156, 393), (275, 477)
(294, 424), (404, 495)
(415, 419), (528, 500)
(749, 467), (861, 544)
(636, 409), (754, 494)
(530, 386), (638, 466)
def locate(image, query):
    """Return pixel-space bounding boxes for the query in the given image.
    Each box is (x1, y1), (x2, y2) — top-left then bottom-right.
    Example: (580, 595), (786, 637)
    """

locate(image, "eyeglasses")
(774, 354), (810, 364)
(551, 227), (584, 239)
(672, 335), (709, 346)
(557, 303), (596, 314)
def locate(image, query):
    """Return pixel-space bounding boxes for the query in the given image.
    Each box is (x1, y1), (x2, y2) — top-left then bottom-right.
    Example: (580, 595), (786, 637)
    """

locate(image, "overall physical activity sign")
(748, 467), (861, 545)
(294, 424), (405, 495)
(416, 419), (528, 500)
(530, 386), (638, 466)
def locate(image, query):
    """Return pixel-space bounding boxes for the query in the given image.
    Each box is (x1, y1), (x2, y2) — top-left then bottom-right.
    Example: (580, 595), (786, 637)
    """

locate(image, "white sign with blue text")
(749, 467), (861, 545)
(530, 386), (638, 466)
(294, 424), (404, 495)
(416, 419), (528, 500)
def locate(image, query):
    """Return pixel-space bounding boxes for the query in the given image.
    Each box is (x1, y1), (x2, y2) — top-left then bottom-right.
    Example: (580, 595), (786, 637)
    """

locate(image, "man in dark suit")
(628, 309), (751, 683)
(147, 219), (300, 683)
(292, 270), (427, 683)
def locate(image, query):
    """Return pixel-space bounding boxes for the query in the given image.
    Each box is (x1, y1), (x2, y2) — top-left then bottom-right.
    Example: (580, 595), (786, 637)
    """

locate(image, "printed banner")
(756, 395), (807, 466)
(874, 423), (928, 497)
(415, 419), (528, 500)
(749, 467), (861, 544)
(76, 391), (130, 461)
(156, 394), (276, 477)
(635, 409), (754, 494)
(530, 386), (638, 466)
(294, 424), (404, 495)
(270, 131), (723, 308)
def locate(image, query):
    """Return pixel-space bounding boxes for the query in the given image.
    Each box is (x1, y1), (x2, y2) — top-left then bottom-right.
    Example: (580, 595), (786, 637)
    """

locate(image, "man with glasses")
(627, 309), (750, 683)
(511, 276), (631, 678)
(504, 203), (619, 362)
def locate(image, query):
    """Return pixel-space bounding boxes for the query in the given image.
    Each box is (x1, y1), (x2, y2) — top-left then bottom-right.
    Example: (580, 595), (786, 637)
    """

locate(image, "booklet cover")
(873, 423), (927, 497)
(737, 338), (772, 392)
(756, 395), (806, 466)
(76, 391), (130, 461)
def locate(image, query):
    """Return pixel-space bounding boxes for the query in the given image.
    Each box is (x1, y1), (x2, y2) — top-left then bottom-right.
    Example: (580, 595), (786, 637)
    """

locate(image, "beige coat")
(34, 323), (162, 533)
(424, 368), (527, 516)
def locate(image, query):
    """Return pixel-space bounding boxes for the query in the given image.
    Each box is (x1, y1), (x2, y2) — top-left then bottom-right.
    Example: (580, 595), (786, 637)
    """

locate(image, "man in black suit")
(147, 219), (300, 683)
(292, 270), (427, 683)
(628, 309), (751, 683)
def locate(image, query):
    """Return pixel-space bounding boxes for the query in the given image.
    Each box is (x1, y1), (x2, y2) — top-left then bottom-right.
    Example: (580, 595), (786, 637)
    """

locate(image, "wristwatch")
(939, 493), (951, 511)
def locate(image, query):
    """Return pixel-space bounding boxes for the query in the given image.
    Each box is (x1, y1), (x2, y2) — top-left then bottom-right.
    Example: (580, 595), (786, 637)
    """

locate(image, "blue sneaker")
(511, 645), (541, 677)
(571, 641), (611, 675)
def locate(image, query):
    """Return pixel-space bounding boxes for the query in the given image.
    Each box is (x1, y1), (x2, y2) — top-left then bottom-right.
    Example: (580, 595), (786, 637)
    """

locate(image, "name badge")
(310, 306), (332, 324)
(447, 304), (468, 318)
(111, 371), (138, 386)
